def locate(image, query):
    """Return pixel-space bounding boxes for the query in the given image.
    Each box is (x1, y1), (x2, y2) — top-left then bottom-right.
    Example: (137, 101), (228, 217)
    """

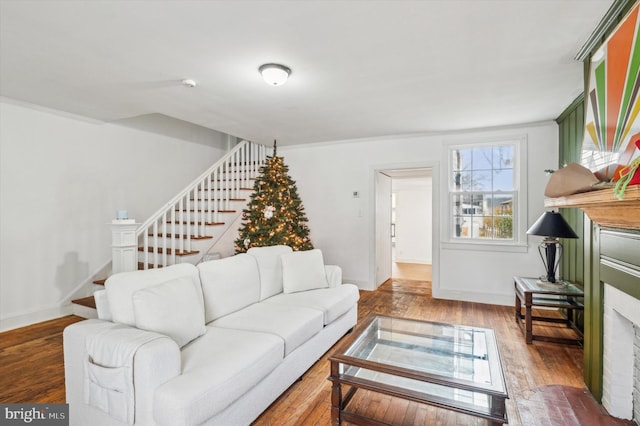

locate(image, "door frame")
(370, 161), (440, 290)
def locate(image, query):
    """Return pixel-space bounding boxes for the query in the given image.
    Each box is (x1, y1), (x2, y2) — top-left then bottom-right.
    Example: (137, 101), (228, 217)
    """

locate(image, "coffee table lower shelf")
(329, 371), (508, 425)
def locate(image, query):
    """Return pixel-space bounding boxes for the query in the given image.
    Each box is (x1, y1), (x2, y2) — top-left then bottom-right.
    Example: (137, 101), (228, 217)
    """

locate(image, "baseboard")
(0, 304), (74, 332)
(431, 287), (513, 307)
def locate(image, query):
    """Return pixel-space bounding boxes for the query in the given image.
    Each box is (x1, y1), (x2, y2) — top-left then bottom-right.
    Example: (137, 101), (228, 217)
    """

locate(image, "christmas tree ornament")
(263, 205), (275, 219)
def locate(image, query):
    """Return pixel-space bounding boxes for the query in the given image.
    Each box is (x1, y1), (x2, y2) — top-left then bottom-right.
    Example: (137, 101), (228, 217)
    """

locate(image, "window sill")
(441, 241), (528, 253)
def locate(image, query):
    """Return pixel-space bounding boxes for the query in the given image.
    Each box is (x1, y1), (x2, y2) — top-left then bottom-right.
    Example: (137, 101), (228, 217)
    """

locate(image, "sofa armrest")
(93, 289), (112, 321)
(64, 319), (181, 425)
(325, 265), (342, 288)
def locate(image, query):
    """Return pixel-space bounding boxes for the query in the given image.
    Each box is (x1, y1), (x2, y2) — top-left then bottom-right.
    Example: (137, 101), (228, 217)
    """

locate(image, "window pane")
(472, 170), (491, 191)
(477, 216), (493, 238)
(493, 215), (513, 239)
(493, 145), (514, 169)
(451, 149), (471, 171)
(455, 215), (473, 238)
(452, 194), (473, 215)
(472, 147), (492, 170)
(471, 194), (484, 215)
(493, 168), (513, 191)
(452, 171), (472, 191)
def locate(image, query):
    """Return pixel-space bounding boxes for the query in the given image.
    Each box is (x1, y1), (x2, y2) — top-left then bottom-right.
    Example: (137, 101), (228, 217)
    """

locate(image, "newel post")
(111, 211), (139, 274)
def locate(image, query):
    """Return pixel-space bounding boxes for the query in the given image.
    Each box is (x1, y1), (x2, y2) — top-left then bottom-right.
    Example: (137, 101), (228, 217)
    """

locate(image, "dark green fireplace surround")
(584, 227), (640, 402)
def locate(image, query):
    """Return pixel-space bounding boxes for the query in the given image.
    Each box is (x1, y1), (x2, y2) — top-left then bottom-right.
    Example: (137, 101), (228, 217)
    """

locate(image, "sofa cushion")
(247, 245), (293, 300)
(211, 303), (323, 356)
(132, 277), (206, 348)
(281, 249), (329, 294)
(154, 326), (283, 426)
(105, 263), (200, 327)
(263, 284), (360, 324)
(197, 254), (261, 323)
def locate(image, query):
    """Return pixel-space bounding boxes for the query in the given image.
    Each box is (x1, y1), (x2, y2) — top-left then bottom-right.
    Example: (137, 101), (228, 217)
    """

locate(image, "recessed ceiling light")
(258, 63), (291, 86)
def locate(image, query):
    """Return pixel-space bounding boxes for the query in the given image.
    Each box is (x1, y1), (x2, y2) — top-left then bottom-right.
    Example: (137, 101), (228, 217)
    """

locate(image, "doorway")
(374, 167), (434, 287)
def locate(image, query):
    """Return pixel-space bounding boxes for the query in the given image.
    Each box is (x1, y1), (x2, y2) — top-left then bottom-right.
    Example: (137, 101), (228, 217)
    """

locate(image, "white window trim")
(442, 134), (528, 252)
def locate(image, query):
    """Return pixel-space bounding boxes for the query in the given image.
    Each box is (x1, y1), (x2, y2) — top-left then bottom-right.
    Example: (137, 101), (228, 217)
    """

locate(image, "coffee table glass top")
(337, 315), (507, 412)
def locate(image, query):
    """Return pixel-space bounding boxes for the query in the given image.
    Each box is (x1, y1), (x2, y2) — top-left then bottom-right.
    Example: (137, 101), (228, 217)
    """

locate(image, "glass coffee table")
(328, 315), (509, 425)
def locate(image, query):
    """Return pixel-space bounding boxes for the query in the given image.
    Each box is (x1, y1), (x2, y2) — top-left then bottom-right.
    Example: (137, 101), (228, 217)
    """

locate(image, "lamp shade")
(527, 211), (578, 239)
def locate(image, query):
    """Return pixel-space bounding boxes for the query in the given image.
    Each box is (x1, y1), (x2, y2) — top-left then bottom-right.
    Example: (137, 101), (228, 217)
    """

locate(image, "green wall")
(556, 95), (585, 286)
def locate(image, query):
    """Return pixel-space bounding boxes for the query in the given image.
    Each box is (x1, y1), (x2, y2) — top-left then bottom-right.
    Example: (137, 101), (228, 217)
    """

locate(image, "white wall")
(394, 177), (432, 264)
(280, 122), (558, 305)
(0, 99), (228, 330)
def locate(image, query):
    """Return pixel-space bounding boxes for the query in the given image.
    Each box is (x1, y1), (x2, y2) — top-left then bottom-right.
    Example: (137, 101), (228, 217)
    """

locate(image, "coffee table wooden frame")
(328, 315), (509, 425)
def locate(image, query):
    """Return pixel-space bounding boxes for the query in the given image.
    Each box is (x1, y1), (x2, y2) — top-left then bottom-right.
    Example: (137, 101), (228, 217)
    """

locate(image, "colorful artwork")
(582, 2), (640, 181)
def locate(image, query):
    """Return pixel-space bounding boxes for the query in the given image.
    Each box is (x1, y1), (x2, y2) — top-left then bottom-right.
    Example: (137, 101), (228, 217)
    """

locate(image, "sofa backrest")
(247, 245), (293, 300)
(197, 253), (261, 323)
(105, 263), (201, 327)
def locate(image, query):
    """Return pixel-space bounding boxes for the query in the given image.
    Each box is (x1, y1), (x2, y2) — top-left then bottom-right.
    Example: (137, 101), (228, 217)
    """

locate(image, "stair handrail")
(133, 140), (266, 269)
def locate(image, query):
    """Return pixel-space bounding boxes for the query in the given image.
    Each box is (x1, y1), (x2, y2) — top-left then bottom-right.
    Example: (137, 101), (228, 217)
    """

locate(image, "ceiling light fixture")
(181, 79), (197, 88)
(259, 63), (291, 86)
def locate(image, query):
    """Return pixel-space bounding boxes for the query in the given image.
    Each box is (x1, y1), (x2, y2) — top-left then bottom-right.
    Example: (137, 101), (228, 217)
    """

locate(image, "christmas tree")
(234, 142), (314, 253)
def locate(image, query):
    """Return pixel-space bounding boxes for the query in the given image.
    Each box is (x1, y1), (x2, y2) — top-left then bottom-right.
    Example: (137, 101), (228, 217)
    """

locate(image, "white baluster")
(224, 158), (231, 210)
(213, 169), (220, 222)
(143, 232), (149, 270)
(153, 221), (159, 268)
(171, 206), (176, 267)
(162, 212), (167, 268)
(179, 198), (184, 258)
(186, 194), (191, 253)
(207, 174), (212, 225)
(194, 184), (202, 236)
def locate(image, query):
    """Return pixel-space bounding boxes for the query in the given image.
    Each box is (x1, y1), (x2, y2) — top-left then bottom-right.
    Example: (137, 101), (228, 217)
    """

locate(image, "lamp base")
(536, 279), (568, 289)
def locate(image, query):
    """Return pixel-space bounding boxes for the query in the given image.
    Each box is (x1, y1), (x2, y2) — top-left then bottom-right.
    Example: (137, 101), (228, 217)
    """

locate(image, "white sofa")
(63, 246), (359, 426)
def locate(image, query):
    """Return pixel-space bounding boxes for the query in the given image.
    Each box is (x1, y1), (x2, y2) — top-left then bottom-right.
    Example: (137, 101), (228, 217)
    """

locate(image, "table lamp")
(527, 211), (578, 284)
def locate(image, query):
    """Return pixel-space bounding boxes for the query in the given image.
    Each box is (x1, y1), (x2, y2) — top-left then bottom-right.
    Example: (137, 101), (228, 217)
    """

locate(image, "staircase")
(72, 140), (267, 316)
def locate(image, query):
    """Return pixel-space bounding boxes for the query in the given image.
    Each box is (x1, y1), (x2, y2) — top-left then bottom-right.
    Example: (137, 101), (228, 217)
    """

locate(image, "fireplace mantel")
(544, 185), (640, 230)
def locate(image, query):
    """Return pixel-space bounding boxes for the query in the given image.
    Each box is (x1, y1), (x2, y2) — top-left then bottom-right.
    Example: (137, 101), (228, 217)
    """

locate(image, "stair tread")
(138, 247), (199, 256)
(72, 296), (96, 309)
(93, 279), (106, 285)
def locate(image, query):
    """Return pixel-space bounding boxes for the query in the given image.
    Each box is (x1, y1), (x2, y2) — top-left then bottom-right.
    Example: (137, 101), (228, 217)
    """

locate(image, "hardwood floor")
(392, 262), (432, 281)
(0, 279), (630, 425)
(0, 315), (83, 403)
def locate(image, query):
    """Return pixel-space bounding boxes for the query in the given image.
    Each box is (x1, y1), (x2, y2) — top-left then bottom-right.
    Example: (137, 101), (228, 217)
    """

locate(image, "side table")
(514, 276), (584, 346)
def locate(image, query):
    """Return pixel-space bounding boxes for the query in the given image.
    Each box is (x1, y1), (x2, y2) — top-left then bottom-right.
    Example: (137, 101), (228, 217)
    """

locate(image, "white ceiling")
(0, 0), (613, 146)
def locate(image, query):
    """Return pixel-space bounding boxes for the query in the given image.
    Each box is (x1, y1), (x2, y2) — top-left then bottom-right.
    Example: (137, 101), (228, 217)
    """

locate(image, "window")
(449, 142), (518, 243)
